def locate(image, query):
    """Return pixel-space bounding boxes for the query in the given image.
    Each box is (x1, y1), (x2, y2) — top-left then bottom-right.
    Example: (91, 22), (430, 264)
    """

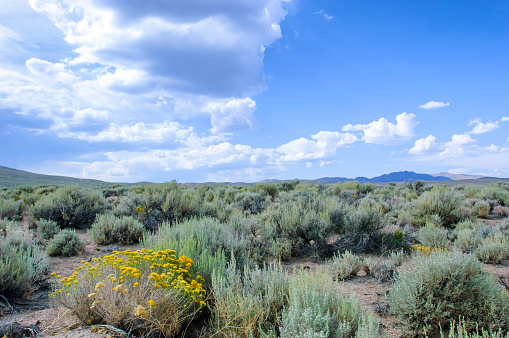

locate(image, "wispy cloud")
(314, 10), (334, 20)
(419, 101), (450, 109)
(501, 117), (509, 122)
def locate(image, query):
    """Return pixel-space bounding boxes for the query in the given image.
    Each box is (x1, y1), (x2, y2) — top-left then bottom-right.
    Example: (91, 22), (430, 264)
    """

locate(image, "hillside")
(0, 165), (112, 188)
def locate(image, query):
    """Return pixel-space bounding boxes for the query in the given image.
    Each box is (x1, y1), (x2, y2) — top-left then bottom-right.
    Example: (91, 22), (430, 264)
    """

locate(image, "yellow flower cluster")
(50, 248), (206, 307)
(135, 203), (152, 213)
(411, 244), (449, 256)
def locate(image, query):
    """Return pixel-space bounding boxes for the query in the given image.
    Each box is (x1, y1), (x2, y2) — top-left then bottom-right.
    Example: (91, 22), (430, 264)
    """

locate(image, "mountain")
(431, 172), (483, 180)
(0, 165), (112, 188)
(313, 171), (451, 184)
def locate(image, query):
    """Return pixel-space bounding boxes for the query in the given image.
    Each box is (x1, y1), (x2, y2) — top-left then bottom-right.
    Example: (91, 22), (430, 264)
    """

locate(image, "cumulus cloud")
(439, 134), (477, 158)
(408, 135), (438, 154)
(342, 112), (418, 145)
(276, 131), (357, 162)
(208, 97), (258, 134)
(468, 118), (499, 134)
(419, 101), (450, 109)
(29, 0), (287, 97)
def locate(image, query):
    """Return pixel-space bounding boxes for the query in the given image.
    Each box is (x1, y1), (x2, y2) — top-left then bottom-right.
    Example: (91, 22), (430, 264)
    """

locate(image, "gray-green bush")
(46, 229), (85, 256)
(327, 250), (362, 280)
(388, 250), (509, 337)
(417, 220), (449, 249)
(0, 221), (48, 299)
(280, 267), (380, 337)
(411, 186), (465, 227)
(88, 213), (144, 245)
(36, 219), (60, 240)
(210, 258), (290, 337)
(31, 185), (107, 229)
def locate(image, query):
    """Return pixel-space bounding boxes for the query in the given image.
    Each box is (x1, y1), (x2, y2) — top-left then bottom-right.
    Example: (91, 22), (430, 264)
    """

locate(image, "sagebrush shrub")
(327, 250), (362, 280)
(31, 185), (107, 229)
(417, 221), (449, 249)
(475, 233), (509, 264)
(388, 250), (509, 336)
(494, 205), (509, 217)
(411, 186), (465, 227)
(472, 201), (491, 218)
(0, 197), (24, 220)
(88, 213), (144, 245)
(279, 267), (379, 337)
(0, 222), (48, 299)
(210, 258), (290, 337)
(36, 219), (60, 240)
(454, 228), (483, 253)
(46, 229), (85, 256)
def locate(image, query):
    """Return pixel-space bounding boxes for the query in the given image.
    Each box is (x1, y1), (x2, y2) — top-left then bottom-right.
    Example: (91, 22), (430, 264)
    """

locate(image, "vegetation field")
(1, 179), (509, 337)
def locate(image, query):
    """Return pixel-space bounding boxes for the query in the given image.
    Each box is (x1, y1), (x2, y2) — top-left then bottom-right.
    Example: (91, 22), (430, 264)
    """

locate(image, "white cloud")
(29, 0), (287, 97)
(439, 134), (477, 158)
(306, 162), (312, 168)
(502, 117), (509, 122)
(314, 10), (334, 20)
(468, 119), (499, 134)
(208, 97), (258, 134)
(59, 121), (193, 143)
(276, 131), (357, 162)
(342, 112), (418, 145)
(408, 135), (438, 154)
(419, 101), (450, 109)
(448, 168), (470, 175)
(319, 160), (337, 167)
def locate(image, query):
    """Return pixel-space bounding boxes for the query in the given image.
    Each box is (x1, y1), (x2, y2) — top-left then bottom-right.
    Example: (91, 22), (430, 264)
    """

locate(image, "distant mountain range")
(0, 165), (488, 188)
(0, 165), (111, 188)
(261, 171), (486, 184)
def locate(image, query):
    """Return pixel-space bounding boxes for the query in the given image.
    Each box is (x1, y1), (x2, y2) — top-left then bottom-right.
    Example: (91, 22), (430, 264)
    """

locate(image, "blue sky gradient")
(1, 0), (508, 182)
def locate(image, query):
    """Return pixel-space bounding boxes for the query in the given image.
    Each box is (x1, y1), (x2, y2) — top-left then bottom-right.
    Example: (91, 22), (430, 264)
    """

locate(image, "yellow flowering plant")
(50, 248), (206, 336)
(411, 244), (449, 257)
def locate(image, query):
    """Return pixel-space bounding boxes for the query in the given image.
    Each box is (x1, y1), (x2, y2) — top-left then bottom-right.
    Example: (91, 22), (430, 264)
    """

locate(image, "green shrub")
(0, 222), (48, 299)
(210, 258), (290, 337)
(36, 219), (60, 240)
(363, 250), (404, 282)
(454, 228), (483, 253)
(327, 250), (362, 280)
(0, 197), (24, 220)
(388, 250), (509, 337)
(279, 267), (379, 337)
(494, 206), (509, 217)
(441, 317), (509, 338)
(417, 220), (449, 249)
(46, 229), (85, 256)
(472, 201), (491, 218)
(143, 217), (256, 269)
(31, 185), (107, 229)
(88, 213), (144, 245)
(411, 186), (465, 227)
(475, 233), (509, 264)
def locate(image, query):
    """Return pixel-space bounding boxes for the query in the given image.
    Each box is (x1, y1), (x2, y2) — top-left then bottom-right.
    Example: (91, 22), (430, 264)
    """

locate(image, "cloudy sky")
(1, 0), (508, 183)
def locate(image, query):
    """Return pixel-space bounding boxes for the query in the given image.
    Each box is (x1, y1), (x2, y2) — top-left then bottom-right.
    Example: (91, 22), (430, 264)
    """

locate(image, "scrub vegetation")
(1, 180), (509, 337)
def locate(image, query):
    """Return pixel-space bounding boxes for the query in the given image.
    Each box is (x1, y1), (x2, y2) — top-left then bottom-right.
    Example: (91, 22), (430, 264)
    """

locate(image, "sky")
(0, 0), (508, 183)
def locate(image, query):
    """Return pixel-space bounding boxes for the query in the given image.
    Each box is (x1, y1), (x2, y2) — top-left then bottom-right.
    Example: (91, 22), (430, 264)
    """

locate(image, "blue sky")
(1, 0), (508, 183)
